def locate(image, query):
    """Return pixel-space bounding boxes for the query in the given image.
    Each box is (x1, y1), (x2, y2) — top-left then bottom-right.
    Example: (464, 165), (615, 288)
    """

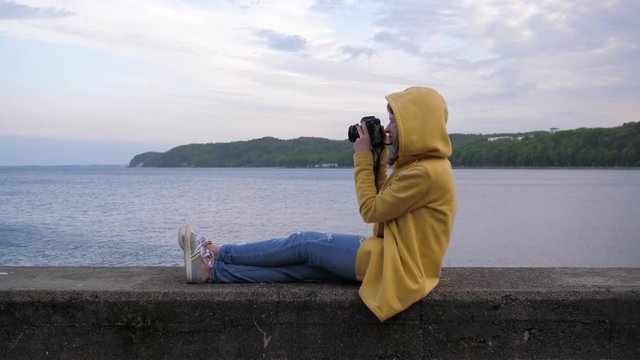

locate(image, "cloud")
(0, 0), (75, 20)
(373, 30), (421, 55)
(253, 29), (307, 52)
(311, 0), (344, 13)
(0, 0), (638, 153)
(368, 1), (639, 101)
(340, 45), (375, 59)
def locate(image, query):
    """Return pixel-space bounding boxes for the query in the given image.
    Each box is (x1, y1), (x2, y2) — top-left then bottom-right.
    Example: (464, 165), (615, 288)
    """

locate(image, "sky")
(0, 0), (638, 165)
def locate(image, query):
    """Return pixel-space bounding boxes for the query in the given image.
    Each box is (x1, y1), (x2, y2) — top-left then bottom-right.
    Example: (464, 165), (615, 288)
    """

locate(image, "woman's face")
(385, 111), (398, 144)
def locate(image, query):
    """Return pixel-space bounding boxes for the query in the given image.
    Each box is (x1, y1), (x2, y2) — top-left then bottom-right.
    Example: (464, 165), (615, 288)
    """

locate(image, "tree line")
(129, 137), (354, 168)
(450, 122), (639, 167)
(129, 122), (639, 168)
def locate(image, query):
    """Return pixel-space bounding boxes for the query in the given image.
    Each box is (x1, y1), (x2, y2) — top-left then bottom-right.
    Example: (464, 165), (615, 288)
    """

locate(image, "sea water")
(0, 166), (638, 267)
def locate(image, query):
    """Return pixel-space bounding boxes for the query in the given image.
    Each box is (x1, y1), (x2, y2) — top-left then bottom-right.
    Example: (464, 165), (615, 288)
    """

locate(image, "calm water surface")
(0, 166), (638, 267)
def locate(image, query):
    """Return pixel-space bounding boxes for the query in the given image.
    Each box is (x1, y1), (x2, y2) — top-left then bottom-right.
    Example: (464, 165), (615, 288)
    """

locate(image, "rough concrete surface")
(1, 267), (639, 359)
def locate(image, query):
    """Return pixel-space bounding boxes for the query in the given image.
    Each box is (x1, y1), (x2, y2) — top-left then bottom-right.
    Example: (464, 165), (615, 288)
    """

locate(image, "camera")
(348, 116), (385, 148)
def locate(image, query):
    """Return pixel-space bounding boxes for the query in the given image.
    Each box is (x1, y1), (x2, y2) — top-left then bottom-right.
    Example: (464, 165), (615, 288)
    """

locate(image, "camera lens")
(348, 125), (360, 143)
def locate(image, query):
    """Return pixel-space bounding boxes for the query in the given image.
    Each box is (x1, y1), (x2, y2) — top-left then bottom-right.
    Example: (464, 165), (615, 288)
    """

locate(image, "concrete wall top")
(1, 267), (639, 359)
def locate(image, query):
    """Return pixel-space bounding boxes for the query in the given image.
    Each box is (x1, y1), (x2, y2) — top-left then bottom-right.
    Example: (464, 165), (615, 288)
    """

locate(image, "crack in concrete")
(253, 319), (272, 349)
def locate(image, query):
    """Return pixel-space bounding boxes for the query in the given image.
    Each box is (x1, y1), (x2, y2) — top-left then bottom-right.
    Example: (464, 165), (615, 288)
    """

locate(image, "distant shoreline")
(2, 165), (639, 170)
(452, 166), (640, 170)
(128, 123), (640, 168)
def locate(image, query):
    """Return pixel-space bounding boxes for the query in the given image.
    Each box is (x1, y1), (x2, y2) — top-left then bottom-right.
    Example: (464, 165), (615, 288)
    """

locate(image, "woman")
(179, 86), (457, 321)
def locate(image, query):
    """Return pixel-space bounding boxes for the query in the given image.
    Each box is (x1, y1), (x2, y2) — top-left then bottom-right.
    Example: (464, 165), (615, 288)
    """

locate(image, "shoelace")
(194, 235), (216, 268)
(202, 248), (215, 268)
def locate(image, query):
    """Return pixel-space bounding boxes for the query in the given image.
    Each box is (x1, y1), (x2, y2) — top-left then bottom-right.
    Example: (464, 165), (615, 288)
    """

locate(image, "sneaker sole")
(178, 224), (195, 283)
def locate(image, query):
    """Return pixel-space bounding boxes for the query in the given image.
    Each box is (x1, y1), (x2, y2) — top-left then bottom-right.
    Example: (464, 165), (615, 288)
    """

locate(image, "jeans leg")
(211, 262), (345, 283)
(219, 231), (363, 280)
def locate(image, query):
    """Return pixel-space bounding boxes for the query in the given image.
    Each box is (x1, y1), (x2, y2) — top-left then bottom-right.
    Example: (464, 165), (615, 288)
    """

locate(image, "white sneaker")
(178, 224), (210, 284)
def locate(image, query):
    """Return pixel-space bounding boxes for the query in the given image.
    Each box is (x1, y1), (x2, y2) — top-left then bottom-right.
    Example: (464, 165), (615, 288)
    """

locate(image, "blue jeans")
(211, 231), (363, 283)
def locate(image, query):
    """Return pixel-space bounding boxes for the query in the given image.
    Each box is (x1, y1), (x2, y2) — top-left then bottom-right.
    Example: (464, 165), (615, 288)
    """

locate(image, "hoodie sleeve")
(354, 152), (428, 224)
(376, 148), (389, 190)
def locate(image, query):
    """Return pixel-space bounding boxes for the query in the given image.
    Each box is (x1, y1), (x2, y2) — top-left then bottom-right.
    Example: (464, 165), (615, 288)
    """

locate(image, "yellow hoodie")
(354, 86), (457, 321)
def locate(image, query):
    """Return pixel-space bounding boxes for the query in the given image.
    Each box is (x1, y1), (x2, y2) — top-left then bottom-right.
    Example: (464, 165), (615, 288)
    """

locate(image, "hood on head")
(385, 86), (451, 160)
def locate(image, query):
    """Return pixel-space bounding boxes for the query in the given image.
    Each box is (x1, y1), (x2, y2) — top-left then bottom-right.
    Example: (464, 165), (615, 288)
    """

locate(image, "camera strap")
(373, 147), (384, 192)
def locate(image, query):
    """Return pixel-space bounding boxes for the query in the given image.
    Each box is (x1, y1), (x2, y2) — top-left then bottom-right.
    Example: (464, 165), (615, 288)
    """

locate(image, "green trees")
(450, 122), (639, 167)
(129, 137), (354, 168)
(129, 122), (639, 168)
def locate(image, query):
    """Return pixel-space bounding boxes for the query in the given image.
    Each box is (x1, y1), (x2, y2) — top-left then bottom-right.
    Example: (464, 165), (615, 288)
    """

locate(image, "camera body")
(348, 116), (385, 148)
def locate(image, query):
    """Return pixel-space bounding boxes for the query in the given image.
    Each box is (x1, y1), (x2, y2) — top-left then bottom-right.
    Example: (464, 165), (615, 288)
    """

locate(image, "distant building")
(315, 163), (339, 168)
(488, 136), (523, 142)
(550, 127), (559, 133)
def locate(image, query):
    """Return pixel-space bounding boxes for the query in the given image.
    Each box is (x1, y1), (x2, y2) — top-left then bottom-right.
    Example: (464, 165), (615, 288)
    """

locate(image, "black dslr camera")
(348, 116), (385, 148)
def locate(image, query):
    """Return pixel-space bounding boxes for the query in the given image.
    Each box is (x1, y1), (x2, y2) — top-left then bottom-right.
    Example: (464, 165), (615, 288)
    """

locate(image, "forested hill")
(450, 121), (639, 167)
(129, 137), (354, 168)
(129, 122), (639, 168)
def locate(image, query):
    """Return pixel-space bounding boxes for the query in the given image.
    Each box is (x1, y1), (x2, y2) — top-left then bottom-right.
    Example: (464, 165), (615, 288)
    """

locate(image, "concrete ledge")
(1, 267), (639, 359)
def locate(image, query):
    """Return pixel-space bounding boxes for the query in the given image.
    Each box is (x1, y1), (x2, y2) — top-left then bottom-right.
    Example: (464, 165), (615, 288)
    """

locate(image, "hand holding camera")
(349, 116), (385, 153)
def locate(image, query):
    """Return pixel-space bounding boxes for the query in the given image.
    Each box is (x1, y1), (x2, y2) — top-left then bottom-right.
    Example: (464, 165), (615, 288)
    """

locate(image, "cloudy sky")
(0, 0), (638, 165)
